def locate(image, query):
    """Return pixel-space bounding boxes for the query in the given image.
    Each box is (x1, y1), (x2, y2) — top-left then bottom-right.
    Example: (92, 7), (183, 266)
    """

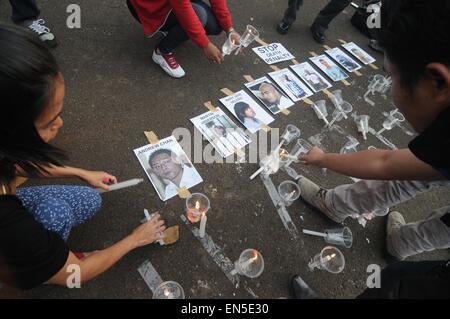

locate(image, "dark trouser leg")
(357, 261), (450, 299)
(313, 0), (352, 30)
(9, 0), (40, 23)
(282, 0), (304, 25)
(158, 0), (222, 54)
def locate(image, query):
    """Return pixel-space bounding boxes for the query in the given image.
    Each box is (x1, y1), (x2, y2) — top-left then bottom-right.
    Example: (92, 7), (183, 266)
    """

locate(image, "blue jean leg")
(16, 185), (102, 241)
(158, 1), (223, 54)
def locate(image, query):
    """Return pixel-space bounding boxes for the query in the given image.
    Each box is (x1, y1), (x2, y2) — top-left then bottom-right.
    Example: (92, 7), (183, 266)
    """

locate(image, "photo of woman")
(219, 90), (274, 134)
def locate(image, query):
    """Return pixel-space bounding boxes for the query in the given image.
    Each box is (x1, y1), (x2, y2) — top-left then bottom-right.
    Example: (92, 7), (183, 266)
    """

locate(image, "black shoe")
(22, 19), (58, 48)
(369, 39), (383, 53)
(276, 21), (292, 35)
(290, 275), (319, 299)
(310, 23), (325, 44)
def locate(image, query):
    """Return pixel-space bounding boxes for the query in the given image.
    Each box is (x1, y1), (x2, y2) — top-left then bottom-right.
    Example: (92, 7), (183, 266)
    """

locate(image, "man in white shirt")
(148, 149), (201, 200)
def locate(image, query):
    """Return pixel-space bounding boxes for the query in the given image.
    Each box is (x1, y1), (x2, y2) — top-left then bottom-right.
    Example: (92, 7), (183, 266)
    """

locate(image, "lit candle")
(285, 190), (297, 201)
(240, 251), (258, 271)
(199, 212), (207, 238)
(193, 201), (201, 217)
(279, 149), (299, 161)
(321, 253), (337, 264)
(163, 288), (175, 299)
(187, 201), (202, 222)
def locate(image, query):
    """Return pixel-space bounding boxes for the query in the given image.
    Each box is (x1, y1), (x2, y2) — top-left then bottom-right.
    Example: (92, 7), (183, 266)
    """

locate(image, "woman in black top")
(0, 24), (166, 289)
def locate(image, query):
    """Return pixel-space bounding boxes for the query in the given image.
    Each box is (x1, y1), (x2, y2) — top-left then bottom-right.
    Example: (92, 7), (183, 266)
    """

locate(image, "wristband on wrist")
(226, 28), (235, 36)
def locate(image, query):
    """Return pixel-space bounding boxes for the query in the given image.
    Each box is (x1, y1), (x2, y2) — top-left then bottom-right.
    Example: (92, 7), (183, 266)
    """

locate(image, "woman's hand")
(203, 42), (224, 64)
(131, 213), (166, 248)
(79, 170), (117, 190)
(299, 147), (326, 167)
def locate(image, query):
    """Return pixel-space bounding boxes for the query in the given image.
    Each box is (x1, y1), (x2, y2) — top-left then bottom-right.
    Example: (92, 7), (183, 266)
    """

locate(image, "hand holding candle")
(144, 209), (165, 245)
(132, 211), (166, 248)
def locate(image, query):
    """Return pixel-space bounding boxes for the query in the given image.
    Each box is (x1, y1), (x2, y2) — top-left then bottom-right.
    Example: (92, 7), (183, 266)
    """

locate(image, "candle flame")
(324, 253), (337, 262)
(164, 288), (170, 296)
(279, 149), (289, 158)
(195, 201), (200, 210)
(251, 251), (258, 261)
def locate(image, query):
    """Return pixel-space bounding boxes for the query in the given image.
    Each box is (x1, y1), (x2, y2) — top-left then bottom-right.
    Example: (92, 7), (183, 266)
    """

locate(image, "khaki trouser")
(326, 180), (450, 258)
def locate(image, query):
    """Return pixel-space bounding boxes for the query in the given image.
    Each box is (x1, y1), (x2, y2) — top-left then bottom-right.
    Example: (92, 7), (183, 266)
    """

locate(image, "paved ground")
(1, 0), (449, 299)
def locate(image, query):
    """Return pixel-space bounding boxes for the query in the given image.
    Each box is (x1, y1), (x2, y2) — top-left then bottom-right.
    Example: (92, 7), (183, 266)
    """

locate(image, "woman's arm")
(300, 147), (445, 181)
(48, 214), (165, 285)
(16, 165), (117, 190)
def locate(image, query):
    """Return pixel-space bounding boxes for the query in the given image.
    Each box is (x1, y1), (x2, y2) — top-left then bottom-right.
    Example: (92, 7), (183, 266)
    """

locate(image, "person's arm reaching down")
(168, 0), (223, 63)
(15, 165), (117, 190)
(300, 147), (446, 181)
(47, 213), (165, 285)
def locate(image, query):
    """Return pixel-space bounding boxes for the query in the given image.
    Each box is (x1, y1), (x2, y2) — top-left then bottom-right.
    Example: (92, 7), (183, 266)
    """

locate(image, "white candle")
(312, 104), (330, 125)
(97, 178), (143, 193)
(321, 253), (337, 264)
(144, 209), (164, 245)
(240, 252), (258, 272)
(250, 166), (265, 180)
(163, 288), (175, 299)
(199, 213), (207, 238)
(302, 229), (328, 238)
(144, 209), (151, 221)
(360, 119), (368, 140)
(285, 190), (297, 201)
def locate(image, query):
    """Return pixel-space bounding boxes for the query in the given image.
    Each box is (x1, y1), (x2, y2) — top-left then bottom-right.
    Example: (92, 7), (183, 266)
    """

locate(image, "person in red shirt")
(127, 0), (236, 78)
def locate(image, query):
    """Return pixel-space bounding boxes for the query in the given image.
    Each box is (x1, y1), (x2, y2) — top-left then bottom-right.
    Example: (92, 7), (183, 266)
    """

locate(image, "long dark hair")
(0, 24), (66, 184)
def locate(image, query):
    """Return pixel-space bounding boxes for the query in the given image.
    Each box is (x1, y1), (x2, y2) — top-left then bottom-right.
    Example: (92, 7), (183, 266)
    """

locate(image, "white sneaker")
(152, 49), (185, 78)
(22, 19), (57, 48)
(386, 211), (407, 261)
(297, 177), (346, 223)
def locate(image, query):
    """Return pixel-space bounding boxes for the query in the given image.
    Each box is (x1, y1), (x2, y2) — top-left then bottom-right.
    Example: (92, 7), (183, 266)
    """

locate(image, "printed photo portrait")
(310, 55), (349, 82)
(134, 136), (203, 201)
(268, 68), (313, 102)
(190, 108), (251, 158)
(342, 42), (376, 65)
(326, 47), (361, 73)
(290, 62), (332, 93)
(219, 90), (275, 134)
(245, 76), (294, 114)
